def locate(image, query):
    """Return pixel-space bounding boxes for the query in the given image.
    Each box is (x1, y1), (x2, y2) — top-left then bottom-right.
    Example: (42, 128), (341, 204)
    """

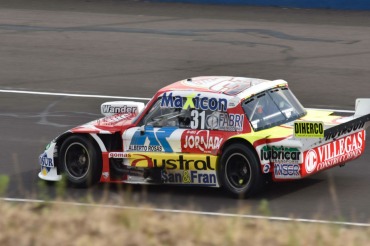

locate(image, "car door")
(122, 98), (186, 154)
(121, 95), (227, 186)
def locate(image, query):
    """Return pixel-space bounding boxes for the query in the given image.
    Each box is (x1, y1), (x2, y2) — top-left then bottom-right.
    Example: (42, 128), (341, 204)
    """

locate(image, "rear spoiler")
(324, 98), (370, 141)
(355, 98), (370, 117)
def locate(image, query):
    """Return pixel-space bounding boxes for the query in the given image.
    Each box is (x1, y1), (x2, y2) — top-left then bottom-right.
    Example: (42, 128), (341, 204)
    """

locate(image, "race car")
(38, 76), (370, 198)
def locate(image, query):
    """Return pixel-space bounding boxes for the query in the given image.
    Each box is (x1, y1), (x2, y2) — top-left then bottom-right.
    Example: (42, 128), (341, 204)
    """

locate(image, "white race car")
(38, 76), (370, 197)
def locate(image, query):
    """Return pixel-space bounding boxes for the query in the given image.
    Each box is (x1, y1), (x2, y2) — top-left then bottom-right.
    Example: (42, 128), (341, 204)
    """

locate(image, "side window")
(140, 94), (244, 132)
(242, 87), (306, 131)
(251, 93), (287, 129)
(244, 93), (284, 123)
(140, 98), (191, 128)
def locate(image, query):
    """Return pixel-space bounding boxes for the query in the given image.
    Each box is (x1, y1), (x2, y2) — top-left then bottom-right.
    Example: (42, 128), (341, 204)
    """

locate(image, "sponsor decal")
(128, 145), (163, 152)
(304, 131), (364, 174)
(102, 105), (137, 114)
(260, 146), (301, 164)
(130, 154), (154, 168)
(130, 154), (215, 170)
(161, 170), (217, 186)
(108, 152), (132, 158)
(205, 112), (244, 131)
(262, 164), (270, 173)
(39, 153), (53, 167)
(183, 170), (191, 183)
(325, 118), (365, 141)
(181, 130), (223, 153)
(98, 114), (130, 125)
(161, 92), (228, 112)
(129, 126), (177, 152)
(155, 155), (213, 170)
(294, 121), (324, 138)
(209, 80), (252, 95)
(274, 163), (301, 179)
(102, 172), (109, 179)
(41, 167), (51, 176)
(191, 111), (244, 131)
(305, 150), (317, 174)
(317, 131), (364, 171)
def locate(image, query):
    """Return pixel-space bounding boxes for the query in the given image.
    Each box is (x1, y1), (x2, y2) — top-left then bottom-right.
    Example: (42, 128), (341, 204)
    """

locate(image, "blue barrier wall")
(153, 0), (370, 10)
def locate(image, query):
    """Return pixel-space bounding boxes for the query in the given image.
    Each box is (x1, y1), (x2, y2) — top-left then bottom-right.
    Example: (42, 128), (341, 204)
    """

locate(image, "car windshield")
(242, 87), (306, 131)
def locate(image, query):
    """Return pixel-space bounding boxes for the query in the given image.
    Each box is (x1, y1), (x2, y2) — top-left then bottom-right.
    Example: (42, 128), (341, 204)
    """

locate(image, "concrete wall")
(153, 0), (370, 10)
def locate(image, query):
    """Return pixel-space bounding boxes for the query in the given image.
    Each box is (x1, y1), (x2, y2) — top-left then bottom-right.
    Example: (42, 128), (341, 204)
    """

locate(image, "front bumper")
(38, 167), (62, 181)
(38, 141), (62, 182)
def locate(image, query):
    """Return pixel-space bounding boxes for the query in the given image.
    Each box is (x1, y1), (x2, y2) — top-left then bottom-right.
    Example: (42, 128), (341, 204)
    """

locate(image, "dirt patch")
(0, 201), (369, 245)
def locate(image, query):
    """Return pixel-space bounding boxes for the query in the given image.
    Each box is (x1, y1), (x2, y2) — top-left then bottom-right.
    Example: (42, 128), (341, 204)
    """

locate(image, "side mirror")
(101, 101), (145, 117)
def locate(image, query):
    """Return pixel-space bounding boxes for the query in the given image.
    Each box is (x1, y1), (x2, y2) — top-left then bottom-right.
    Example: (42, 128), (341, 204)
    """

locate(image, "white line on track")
(1, 197), (369, 227)
(0, 89), (152, 101)
(0, 89), (356, 113)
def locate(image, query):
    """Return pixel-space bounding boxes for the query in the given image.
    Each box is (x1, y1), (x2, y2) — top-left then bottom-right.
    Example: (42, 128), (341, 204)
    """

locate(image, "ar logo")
(305, 150), (318, 174)
(130, 126), (177, 152)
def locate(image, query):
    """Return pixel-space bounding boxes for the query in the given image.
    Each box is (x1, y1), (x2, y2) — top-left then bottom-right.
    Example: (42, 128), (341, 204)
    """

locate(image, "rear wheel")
(59, 135), (102, 188)
(219, 143), (265, 198)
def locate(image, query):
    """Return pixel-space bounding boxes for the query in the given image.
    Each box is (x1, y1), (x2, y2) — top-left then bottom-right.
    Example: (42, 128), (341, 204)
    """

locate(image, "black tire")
(59, 135), (102, 188)
(219, 143), (265, 198)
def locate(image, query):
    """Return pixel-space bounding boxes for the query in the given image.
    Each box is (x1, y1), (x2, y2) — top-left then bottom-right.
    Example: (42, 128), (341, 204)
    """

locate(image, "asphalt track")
(0, 0), (370, 223)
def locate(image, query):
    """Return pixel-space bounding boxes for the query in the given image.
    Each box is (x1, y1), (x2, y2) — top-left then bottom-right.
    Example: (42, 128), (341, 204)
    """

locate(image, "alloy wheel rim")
(64, 143), (90, 179)
(225, 153), (252, 191)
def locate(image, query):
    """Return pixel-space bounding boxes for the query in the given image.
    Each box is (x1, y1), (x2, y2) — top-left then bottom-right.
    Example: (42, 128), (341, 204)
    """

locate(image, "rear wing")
(355, 98), (370, 117)
(324, 98), (370, 141)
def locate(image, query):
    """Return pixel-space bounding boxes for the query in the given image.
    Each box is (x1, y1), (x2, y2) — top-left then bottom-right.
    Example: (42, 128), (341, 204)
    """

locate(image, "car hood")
(71, 113), (137, 134)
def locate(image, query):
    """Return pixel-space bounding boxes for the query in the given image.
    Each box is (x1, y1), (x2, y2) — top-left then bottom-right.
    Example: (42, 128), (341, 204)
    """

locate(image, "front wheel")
(59, 135), (102, 188)
(219, 143), (265, 198)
